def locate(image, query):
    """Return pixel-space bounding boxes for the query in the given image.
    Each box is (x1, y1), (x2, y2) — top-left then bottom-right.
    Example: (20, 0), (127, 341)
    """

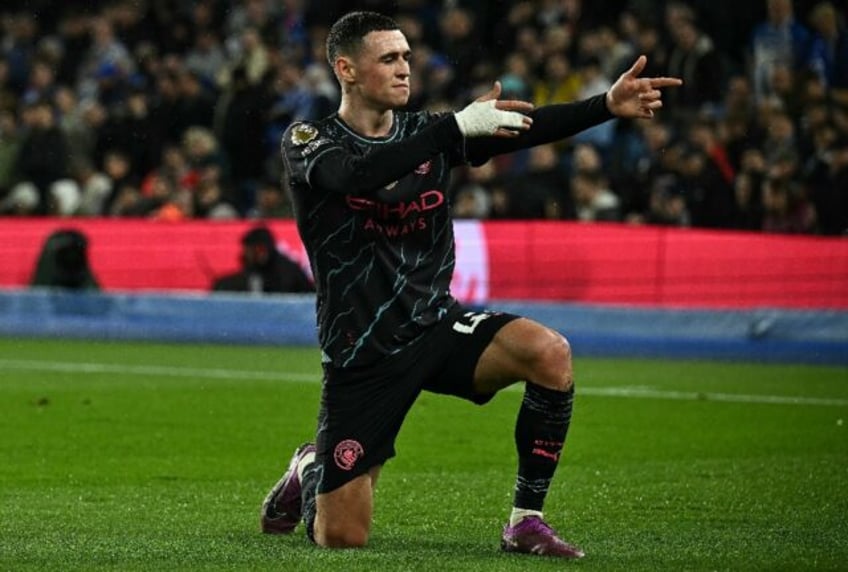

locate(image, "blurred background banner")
(0, 218), (846, 308)
(481, 221), (848, 307)
(1, 289), (844, 364)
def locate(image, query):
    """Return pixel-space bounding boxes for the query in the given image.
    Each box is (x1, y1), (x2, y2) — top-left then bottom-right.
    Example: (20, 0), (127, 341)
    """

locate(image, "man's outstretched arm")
(465, 55), (682, 164)
(291, 87), (533, 196)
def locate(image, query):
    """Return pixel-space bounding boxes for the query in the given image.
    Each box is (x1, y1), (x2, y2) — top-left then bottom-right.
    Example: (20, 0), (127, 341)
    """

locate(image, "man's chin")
(390, 96), (410, 109)
(368, 94), (410, 110)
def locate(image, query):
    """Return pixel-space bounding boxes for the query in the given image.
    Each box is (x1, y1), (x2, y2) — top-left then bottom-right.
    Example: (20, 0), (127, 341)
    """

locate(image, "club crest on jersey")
(334, 439), (364, 471)
(414, 160), (432, 175)
(290, 123), (318, 146)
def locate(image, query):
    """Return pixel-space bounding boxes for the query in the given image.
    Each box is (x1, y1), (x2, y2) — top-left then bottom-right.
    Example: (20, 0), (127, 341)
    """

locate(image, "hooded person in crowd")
(30, 228), (100, 289)
(212, 225), (313, 294)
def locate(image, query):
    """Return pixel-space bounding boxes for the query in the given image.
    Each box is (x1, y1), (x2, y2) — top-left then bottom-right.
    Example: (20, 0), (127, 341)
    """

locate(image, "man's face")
(768, 0), (792, 23)
(348, 30), (411, 109)
(243, 244), (270, 270)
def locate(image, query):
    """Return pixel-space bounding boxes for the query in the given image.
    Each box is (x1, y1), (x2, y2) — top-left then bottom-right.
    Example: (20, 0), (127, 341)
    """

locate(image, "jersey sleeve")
(463, 93), (615, 165)
(281, 121), (342, 187)
(425, 111), (469, 167)
(282, 116), (462, 196)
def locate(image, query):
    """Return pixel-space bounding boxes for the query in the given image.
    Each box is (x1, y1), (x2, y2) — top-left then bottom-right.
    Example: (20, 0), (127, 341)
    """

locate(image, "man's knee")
(314, 521), (369, 548)
(313, 472), (375, 548)
(531, 330), (573, 392)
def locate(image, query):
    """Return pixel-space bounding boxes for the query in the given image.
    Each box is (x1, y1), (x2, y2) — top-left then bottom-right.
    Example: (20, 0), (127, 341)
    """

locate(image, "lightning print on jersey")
(283, 111), (467, 367)
(342, 246), (412, 366)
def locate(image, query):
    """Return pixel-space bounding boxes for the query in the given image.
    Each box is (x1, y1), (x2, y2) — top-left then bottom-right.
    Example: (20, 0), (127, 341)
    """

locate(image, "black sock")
(301, 462), (321, 543)
(513, 384), (574, 511)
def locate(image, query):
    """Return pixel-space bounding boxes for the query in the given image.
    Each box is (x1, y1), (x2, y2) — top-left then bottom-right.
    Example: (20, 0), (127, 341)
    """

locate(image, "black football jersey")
(282, 94), (614, 367)
(283, 112), (465, 368)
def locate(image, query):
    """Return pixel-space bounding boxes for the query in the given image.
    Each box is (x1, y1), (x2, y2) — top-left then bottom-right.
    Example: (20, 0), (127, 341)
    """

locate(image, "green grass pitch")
(1, 337), (846, 571)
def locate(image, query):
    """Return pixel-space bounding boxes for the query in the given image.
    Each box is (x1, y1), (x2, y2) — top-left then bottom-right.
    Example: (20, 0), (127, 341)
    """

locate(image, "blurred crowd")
(0, 0), (846, 235)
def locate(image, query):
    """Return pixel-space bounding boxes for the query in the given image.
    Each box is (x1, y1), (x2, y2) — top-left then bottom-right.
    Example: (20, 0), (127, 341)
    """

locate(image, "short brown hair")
(326, 11), (400, 66)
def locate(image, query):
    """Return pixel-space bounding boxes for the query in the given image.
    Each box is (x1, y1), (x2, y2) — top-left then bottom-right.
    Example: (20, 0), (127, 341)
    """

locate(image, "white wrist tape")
(454, 100), (526, 137)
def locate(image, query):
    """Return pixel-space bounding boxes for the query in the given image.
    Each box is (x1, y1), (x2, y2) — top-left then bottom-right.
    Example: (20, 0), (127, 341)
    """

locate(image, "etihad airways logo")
(346, 190), (444, 220)
(347, 190), (445, 237)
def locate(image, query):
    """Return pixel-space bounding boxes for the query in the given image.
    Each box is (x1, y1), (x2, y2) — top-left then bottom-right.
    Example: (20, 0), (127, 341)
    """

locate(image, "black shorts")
(315, 306), (520, 494)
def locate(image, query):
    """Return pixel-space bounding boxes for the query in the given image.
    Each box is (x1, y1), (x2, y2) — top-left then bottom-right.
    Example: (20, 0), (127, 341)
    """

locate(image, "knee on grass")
(315, 523), (369, 549)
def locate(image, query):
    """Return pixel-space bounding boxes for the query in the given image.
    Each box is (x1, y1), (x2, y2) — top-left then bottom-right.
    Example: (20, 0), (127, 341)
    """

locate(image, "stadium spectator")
(212, 224), (312, 293)
(629, 173), (691, 227)
(406, 41), (455, 109)
(3, 12), (39, 94)
(223, 25), (271, 88)
(571, 169), (621, 221)
(664, 16), (724, 115)
(762, 110), (799, 168)
(193, 178), (239, 220)
(0, 108), (20, 196)
(504, 19), (546, 73)
(46, 178), (82, 216)
(807, 1), (848, 94)
(730, 170), (765, 231)
(687, 119), (737, 226)
(719, 76), (760, 166)
(627, 17), (668, 80)
(491, 1), (535, 58)
(30, 228), (99, 290)
(246, 179), (295, 219)
(761, 175), (817, 233)
(72, 157), (111, 217)
(571, 140), (604, 174)
(592, 25), (634, 80)
(76, 16), (134, 104)
(750, 0), (816, 100)
(768, 62), (808, 119)
(267, 59), (319, 127)
(0, 182), (38, 215)
(571, 56), (616, 150)
(278, 0), (311, 60)
(801, 122), (848, 234)
(100, 148), (137, 216)
(0, 0), (843, 236)
(108, 0), (149, 55)
(127, 166), (185, 219)
(149, 69), (183, 144)
(0, 57), (17, 113)
(508, 143), (572, 219)
(540, 23), (575, 64)
(451, 161), (497, 219)
(173, 67), (216, 136)
(54, 9), (91, 89)
(533, 52), (581, 107)
(22, 57), (58, 105)
(437, 6), (481, 97)
(497, 52), (533, 101)
(215, 64), (271, 212)
(14, 97), (70, 213)
(184, 29), (227, 87)
(224, 0), (283, 47)
(54, 86), (88, 167)
(182, 126), (230, 190)
(259, 10), (680, 558)
(95, 86), (161, 178)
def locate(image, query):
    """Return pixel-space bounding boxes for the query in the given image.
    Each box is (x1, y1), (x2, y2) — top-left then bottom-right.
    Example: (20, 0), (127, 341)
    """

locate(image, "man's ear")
(335, 56), (356, 85)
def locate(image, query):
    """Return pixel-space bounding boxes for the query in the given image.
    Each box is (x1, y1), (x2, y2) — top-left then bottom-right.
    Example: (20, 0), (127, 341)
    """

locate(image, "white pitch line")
(578, 386), (848, 407)
(0, 359), (319, 383)
(1, 359), (847, 408)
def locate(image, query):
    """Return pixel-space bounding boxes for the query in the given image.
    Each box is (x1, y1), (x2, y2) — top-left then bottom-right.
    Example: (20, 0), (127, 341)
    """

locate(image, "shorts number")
(452, 311), (491, 335)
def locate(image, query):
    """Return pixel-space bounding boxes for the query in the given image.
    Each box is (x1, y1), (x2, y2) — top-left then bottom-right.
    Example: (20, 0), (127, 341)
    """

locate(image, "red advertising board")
(1, 218), (845, 309)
